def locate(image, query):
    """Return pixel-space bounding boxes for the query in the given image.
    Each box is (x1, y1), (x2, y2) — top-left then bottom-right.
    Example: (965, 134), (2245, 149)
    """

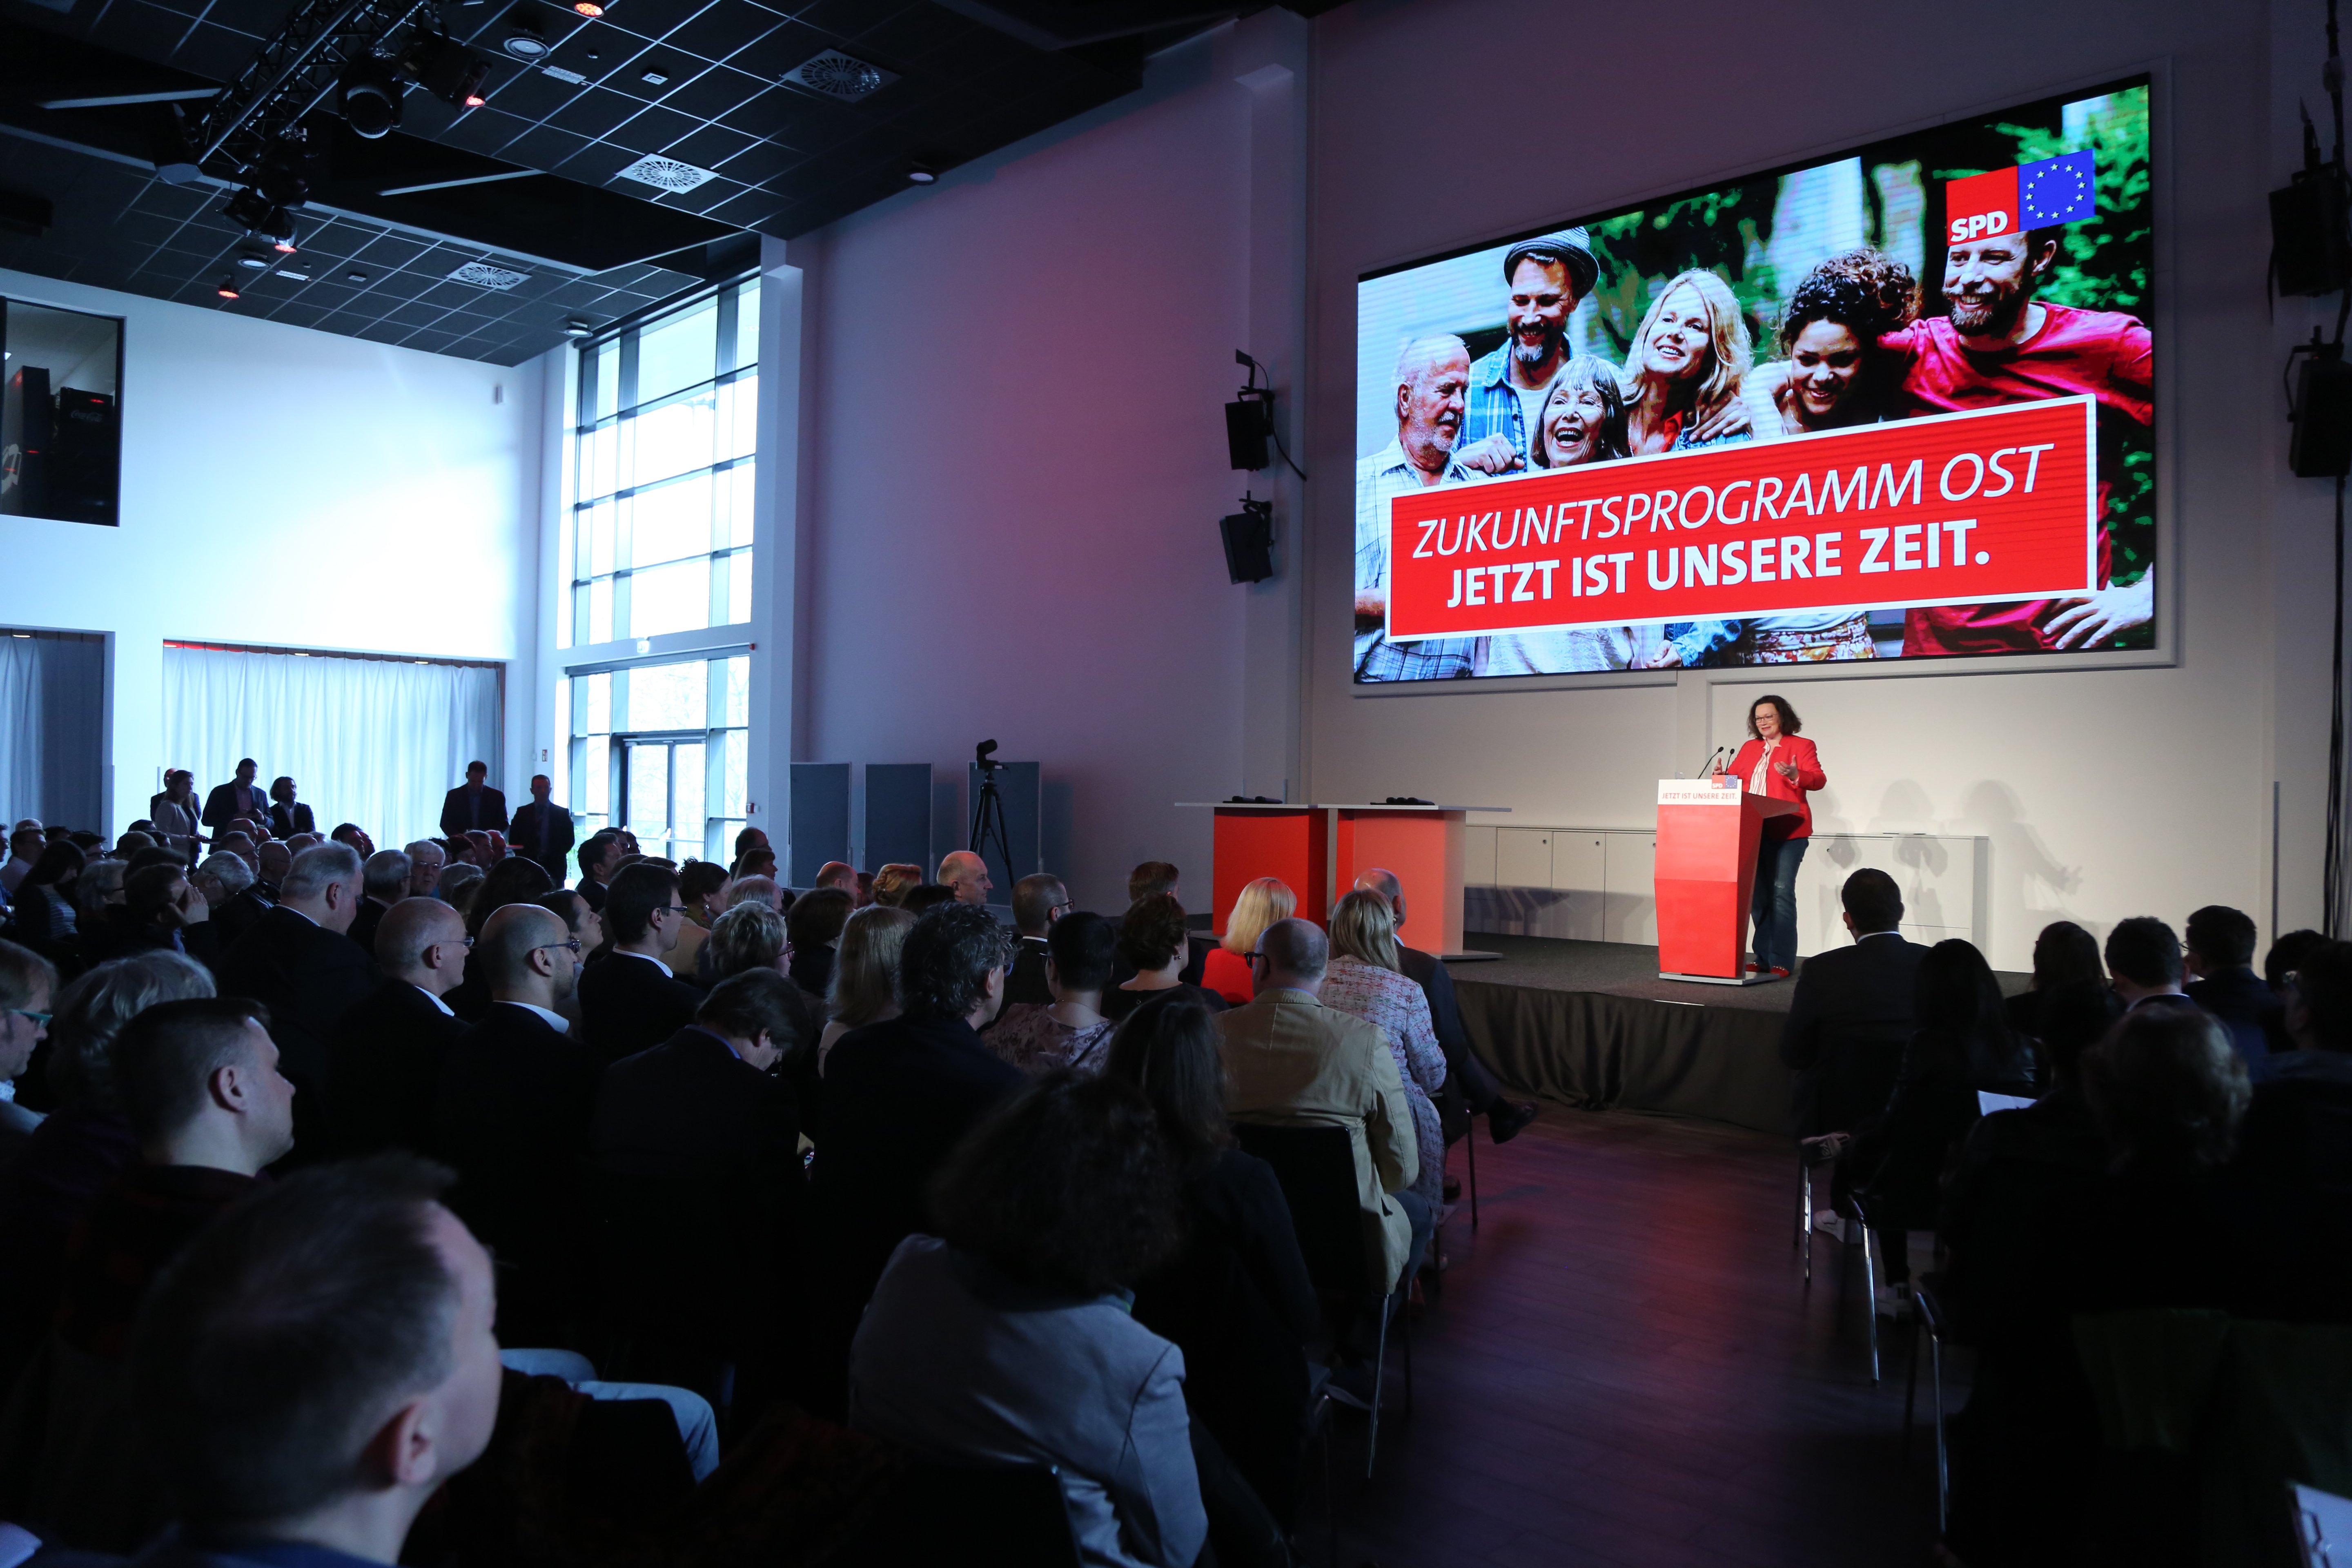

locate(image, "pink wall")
(793, 43), (1256, 911)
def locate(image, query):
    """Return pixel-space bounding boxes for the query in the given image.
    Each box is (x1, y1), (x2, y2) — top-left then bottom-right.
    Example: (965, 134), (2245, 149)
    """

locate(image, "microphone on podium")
(1690, 743), (1727, 779)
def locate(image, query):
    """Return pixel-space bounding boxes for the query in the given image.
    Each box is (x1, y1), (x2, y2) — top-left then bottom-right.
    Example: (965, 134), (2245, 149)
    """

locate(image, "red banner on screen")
(1384, 396), (2097, 640)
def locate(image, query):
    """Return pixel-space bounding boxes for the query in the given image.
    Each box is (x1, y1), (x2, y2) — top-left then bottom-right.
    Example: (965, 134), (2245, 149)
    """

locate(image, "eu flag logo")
(2018, 151), (2096, 227)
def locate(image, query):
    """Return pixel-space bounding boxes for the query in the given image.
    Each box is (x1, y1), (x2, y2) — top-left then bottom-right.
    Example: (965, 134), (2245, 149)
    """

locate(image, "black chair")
(1904, 1273), (1952, 1534)
(1232, 1122), (1412, 1477)
(846, 1458), (1081, 1568)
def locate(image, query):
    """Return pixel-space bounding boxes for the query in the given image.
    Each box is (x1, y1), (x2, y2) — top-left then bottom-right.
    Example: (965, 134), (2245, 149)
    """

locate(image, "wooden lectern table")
(1330, 804), (1505, 961)
(1654, 777), (1801, 983)
(1178, 804), (1331, 935)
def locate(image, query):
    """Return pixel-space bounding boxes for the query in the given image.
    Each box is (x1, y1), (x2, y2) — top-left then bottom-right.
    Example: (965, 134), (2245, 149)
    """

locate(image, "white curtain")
(0, 633), (105, 831)
(164, 647), (500, 849)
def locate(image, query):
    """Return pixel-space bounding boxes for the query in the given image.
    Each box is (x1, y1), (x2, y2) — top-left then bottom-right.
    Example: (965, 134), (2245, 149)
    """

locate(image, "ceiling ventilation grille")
(616, 154), (717, 193)
(448, 260), (530, 290)
(782, 49), (898, 101)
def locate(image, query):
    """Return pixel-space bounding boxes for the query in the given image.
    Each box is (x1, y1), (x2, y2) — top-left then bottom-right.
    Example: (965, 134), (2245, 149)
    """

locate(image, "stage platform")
(1448, 935), (2023, 1136)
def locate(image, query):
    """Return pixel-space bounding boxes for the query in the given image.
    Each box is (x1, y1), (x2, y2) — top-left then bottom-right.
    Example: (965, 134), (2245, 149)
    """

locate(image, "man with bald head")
(434, 902), (597, 1342)
(1354, 868), (1537, 1147)
(327, 897), (471, 1159)
(1354, 333), (1484, 682)
(938, 850), (993, 907)
(1215, 916), (1430, 1293)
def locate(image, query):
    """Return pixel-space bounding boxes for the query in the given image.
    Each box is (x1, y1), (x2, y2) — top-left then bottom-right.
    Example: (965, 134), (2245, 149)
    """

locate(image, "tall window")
(561, 280), (759, 648)
(557, 654), (749, 865)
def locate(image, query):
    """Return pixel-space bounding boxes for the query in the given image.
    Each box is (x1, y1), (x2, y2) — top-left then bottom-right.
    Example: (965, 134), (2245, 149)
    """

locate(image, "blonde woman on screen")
(1199, 877), (1295, 1004)
(1621, 268), (1754, 456)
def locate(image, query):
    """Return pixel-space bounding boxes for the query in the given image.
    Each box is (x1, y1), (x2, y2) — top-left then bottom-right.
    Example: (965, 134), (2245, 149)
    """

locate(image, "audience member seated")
(1002, 873), (1069, 1009)
(0, 940), (56, 1171)
(217, 842), (376, 1156)
(812, 903), (1023, 1415)
(122, 1156), (505, 1568)
(2184, 902), (2272, 1045)
(1202, 877), (1293, 1007)
(575, 864), (702, 1067)
(327, 898), (471, 1160)
(0, 951), (214, 1393)
(736, 847), (780, 883)
(404, 838), (446, 898)
(349, 849), (410, 957)
(83, 864), (220, 971)
(1351, 868), (1538, 1146)
(900, 882), (957, 915)
(787, 886), (855, 1002)
(1114, 995), (1320, 1530)
(1105, 894), (1229, 1023)
(440, 855), (557, 1022)
(869, 863), (923, 907)
(0, 826), (45, 895)
(195, 850), (259, 948)
(74, 855), (128, 927)
(726, 873), (784, 915)
(1850, 938), (2036, 1310)
(575, 829), (623, 913)
(2108, 913), (2269, 1080)
(1110, 862), (1206, 991)
(0, 996), (296, 1550)
(988, 911), (1116, 1075)
(936, 850), (992, 907)
(814, 860), (859, 897)
(332, 822), (376, 859)
(252, 840), (292, 903)
(433, 903), (597, 1344)
(113, 831), (157, 858)
(670, 859), (731, 979)
(849, 1072), (1207, 1568)
(1780, 869), (1929, 1224)
(1216, 917), (1428, 1296)
(590, 969), (806, 1411)
(436, 861), (486, 919)
(1320, 889), (1450, 1216)
(2235, 937), (2352, 1186)
(1999, 919), (2105, 1051)
(820, 904), (914, 1072)
(9, 841), (87, 954)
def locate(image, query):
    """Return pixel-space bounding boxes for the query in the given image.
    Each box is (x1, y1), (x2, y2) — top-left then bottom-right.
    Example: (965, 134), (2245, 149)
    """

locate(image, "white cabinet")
(1548, 833), (1606, 942)
(1601, 833), (1658, 944)
(1496, 829), (1555, 888)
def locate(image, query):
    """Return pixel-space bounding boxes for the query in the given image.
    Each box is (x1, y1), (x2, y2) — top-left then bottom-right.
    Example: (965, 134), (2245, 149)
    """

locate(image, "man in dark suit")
(199, 758), (267, 841)
(1355, 867), (1539, 1143)
(508, 774), (575, 887)
(2109, 915), (2271, 1081)
(2185, 903), (2278, 1053)
(327, 896), (470, 1160)
(1001, 873), (1068, 1009)
(577, 862), (702, 1065)
(808, 903), (1022, 1414)
(575, 829), (623, 914)
(1780, 867), (1931, 1147)
(216, 842), (378, 1161)
(438, 760), (510, 839)
(346, 849), (410, 959)
(591, 969), (806, 1407)
(2237, 938), (2352, 1187)
(434, 901), (596, 1343)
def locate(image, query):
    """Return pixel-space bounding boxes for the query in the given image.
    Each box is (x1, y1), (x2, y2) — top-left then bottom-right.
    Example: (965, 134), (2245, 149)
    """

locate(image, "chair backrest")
(1232, 1122), (1375, 1298)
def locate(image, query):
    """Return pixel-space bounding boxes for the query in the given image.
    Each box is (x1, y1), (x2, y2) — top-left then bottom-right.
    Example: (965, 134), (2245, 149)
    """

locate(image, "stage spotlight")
(399, 33), (494, 109)
(252, 138), (311, 208)
(499, 5), (551, 60)
(216, 277), (241, 299)
(222, 186), (273, 230)
(572, 1), (603, 16)
(340, 57), (404, 138)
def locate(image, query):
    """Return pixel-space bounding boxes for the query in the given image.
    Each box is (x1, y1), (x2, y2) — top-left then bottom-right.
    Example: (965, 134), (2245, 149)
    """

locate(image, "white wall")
(1300, 0), (2318, 968)
(0, 266), (547, 832)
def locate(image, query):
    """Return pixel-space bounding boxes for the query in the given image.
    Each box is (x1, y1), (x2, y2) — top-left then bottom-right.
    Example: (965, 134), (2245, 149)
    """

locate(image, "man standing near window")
(439, 761), (510, 839)
(510, 775), (575, 888)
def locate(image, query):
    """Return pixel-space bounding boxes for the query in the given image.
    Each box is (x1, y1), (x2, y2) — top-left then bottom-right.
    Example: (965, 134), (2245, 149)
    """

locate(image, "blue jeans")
(1751, 831), (1808, 974)
(501, 1348), (721, 1481)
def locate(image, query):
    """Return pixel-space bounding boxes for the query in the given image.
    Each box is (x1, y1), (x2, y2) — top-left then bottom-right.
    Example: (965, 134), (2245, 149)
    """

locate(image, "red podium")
(1179, 804), (1331, 935)
(1331, 804), (1502, 960)
(1654, 777), (1801, 983)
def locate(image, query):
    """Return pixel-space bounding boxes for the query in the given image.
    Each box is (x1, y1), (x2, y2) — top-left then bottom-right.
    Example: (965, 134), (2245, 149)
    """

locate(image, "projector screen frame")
(1341, 58), (2176, 700)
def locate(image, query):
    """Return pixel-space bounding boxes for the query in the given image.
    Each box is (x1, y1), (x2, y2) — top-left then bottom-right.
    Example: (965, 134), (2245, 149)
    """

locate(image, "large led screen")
(1352, 78), (2152, 682)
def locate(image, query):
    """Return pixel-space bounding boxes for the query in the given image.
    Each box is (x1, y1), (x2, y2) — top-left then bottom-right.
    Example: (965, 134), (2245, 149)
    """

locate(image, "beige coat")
(1215, 987), (1420, 1289)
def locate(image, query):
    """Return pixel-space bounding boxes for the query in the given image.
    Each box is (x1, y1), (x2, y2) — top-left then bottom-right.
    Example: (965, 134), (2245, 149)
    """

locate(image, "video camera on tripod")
(974, 737), (1004, 772)
(970, 738), (1010, 875)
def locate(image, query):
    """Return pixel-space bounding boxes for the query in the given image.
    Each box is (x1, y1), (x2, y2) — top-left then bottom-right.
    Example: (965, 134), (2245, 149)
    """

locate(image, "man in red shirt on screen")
(1882, 227), (2153, 656)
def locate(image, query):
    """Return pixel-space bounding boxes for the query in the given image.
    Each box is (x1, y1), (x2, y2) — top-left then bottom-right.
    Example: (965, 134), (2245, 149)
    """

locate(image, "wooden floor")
(1303, 1108), (1948, 1568)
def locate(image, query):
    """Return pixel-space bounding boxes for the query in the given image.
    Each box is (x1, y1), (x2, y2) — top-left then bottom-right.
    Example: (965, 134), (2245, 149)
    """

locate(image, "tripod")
(970, 764), (1011, 890)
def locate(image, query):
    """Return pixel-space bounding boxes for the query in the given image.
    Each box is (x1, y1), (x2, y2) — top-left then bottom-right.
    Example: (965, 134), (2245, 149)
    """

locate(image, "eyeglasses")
(6, 1009), (50, 1027)
(656, 904), (690, 917)
(531, 938), (583, 956)
(1249, 950), (1269, 965)
(428, 936), (475, 953)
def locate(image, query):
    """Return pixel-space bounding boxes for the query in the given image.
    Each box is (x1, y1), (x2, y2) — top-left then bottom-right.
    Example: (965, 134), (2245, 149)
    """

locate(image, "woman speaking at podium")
(1712, 695), (1824, 978)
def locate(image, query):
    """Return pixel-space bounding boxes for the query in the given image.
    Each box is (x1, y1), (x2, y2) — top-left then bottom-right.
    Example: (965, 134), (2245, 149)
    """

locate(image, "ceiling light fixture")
(500, 6), (551, 60)
(907, 163), (936, 184)
(564, 318), (594, 336)
(339, 56), (404, 138)
(216, 278), (240, 299)
(572, 1), (603, 16)
(347, 269), (369, 283)
(639, 68), (668, 86)
(237, 251), (270, 268)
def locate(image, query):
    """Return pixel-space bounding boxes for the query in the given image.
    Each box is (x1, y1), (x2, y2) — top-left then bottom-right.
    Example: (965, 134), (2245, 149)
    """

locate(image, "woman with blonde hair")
(869, 863), (925, 908)
(1199, 878), (1295, 1005)
(819, 902), (915, 1071)
(1319, 889), (1448, 1208)
(1622, 268), (1753, 456)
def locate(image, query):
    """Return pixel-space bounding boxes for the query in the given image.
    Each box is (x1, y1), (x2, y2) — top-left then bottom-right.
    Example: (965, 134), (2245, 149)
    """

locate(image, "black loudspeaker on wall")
(1221, 497), (1274, 584)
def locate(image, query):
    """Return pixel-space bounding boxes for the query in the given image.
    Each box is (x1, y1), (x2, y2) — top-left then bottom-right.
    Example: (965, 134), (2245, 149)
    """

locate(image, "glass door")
(618, 733), (707, 865)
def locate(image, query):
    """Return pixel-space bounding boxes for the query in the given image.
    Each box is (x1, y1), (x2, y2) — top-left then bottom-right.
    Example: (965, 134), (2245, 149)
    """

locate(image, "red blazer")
(1723, 735), (1826, 838)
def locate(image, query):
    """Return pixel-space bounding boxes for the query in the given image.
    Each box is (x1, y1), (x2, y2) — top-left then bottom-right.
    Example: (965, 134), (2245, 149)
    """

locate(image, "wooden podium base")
(1657, 970), (1784, 987)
